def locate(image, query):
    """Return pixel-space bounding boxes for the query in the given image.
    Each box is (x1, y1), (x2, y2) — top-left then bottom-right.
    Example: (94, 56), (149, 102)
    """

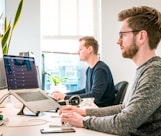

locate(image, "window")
(42, 52), (88, 93)
(41, 0), (100, 92)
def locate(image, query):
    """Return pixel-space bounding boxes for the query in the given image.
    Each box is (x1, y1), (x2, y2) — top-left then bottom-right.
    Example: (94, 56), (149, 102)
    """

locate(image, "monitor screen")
(0, 43), (7, 90)
(3, 55), (39, 89)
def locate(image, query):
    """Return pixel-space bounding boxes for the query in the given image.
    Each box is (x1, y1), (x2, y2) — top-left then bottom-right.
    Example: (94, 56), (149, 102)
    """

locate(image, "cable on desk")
(4, 119), (49, 127)
(0, 93), (10, 105)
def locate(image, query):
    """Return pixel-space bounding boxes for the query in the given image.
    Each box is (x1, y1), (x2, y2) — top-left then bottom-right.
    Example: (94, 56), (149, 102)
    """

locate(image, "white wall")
(101, 0), (161, 90)
(6, 0), (41, 69)
(6, 0), (161, 88)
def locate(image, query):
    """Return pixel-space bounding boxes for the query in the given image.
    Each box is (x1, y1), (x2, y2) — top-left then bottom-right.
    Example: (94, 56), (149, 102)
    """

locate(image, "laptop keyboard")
(16, 91), (48, 102)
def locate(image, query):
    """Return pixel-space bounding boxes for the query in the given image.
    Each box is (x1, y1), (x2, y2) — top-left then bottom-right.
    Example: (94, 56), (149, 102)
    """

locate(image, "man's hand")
(51, 91), (66, 100)
(59, 105), (87, 116)
(61, 112), (84, 128)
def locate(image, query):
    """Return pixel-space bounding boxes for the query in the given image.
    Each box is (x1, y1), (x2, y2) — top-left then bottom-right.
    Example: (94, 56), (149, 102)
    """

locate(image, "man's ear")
(88, 46), (93, 54)
(138, 30), (148, 44)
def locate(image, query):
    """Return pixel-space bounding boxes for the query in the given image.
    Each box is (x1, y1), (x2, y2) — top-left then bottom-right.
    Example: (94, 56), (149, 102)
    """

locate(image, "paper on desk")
(48, 117), (62, 127)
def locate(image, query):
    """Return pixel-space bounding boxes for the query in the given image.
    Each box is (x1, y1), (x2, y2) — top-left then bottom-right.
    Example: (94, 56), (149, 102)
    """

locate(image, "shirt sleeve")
(83, 64), (161, 135)
(64, 89), (85, 99)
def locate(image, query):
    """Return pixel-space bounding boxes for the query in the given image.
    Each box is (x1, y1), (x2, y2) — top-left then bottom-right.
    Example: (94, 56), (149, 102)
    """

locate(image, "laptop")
(3, 55), (61, 116)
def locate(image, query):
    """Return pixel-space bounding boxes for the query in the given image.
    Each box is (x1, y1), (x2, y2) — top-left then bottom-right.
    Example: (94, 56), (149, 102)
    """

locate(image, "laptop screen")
(3, 55), (39, 90)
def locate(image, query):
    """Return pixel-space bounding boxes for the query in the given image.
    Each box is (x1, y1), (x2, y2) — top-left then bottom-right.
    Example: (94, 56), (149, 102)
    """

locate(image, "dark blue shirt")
(65, 61), (116, 107)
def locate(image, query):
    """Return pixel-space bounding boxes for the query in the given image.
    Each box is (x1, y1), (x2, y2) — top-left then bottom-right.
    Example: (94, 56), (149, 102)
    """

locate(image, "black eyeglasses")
(119, 30), (141, 39)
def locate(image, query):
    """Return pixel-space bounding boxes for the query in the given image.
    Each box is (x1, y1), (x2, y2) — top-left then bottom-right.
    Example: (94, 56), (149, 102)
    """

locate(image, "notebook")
(3, 55), (61, 115)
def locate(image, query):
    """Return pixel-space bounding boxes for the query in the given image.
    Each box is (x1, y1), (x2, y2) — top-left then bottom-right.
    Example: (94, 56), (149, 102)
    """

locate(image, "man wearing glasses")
(58, 6), (161, 136)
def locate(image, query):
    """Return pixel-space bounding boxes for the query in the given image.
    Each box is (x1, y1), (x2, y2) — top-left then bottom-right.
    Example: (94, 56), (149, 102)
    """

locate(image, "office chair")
(113, 81), (129, 105)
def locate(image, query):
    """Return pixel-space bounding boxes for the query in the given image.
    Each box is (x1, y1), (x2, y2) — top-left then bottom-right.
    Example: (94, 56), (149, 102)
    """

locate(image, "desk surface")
(0, 90), (116, 136)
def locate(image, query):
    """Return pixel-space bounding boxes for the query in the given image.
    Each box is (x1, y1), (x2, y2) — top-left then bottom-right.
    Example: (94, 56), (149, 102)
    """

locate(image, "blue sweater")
(65, 61), (116, 107)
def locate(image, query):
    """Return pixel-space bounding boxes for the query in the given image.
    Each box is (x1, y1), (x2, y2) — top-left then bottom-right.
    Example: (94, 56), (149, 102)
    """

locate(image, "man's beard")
(122, 39), (138, 59)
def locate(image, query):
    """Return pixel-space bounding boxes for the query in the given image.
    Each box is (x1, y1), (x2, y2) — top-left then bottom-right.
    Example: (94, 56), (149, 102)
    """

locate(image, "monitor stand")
(17, 105), (40, 116)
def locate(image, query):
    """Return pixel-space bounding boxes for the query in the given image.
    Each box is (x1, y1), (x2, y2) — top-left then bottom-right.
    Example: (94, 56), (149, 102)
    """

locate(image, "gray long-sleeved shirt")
(84, 56), (161, 136)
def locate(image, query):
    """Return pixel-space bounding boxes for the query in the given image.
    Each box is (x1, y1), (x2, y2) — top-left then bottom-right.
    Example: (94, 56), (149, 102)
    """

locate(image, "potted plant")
(46, 73), (68, 93)
(0, 0), (23, 55)
(47, 73), (68, 86)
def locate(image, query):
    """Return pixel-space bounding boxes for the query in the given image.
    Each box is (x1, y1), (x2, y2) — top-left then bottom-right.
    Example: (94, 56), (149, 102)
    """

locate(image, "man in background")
(52, 36), (116, 107)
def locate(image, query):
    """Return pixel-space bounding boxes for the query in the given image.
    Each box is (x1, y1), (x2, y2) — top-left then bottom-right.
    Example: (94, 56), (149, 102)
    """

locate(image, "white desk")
(0, 90), (116, 136)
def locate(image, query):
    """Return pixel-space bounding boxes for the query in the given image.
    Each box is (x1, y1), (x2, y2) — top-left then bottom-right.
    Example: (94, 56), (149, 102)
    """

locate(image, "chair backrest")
(113, 81), (129, 105)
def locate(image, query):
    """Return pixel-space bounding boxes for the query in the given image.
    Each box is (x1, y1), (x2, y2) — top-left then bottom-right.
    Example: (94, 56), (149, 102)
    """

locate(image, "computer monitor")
(0, 42), (7, 90)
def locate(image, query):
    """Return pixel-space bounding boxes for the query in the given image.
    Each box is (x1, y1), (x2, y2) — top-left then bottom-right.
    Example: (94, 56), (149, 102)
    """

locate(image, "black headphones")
(68, 95), (81, 105)
(57, 95), (81, 106)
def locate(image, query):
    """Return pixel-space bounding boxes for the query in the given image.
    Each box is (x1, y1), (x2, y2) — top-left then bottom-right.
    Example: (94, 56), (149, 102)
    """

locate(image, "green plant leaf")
(12, 0), (23, 30)
(1, 0), (23, 55)
(1, 25), (11, 53)
(46, 73), (68, 86)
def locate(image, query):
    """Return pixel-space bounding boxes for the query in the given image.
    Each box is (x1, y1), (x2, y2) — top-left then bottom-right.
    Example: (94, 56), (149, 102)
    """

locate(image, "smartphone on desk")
(40, 127), (75, 134)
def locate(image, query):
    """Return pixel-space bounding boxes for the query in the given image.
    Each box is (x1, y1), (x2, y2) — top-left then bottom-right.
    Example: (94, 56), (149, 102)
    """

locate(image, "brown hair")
(79, 36), (98, 54)
(118, 6), (161, 49)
